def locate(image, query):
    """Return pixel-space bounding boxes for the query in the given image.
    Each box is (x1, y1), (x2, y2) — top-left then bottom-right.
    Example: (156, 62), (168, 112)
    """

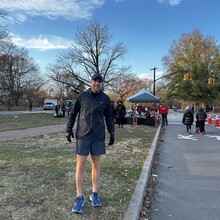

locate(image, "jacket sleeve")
(104, 98), (114, 134)
(182, 113), (185, 124)
(123, 105), (126, 116)
(66, 97), (80, 133)
(196, 113), (198, 120)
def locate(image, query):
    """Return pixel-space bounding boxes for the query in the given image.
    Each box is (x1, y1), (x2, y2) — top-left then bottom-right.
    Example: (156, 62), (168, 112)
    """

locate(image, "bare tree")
(48, 21), (130, 94)
(139, 78), (154, 94)
(0, 11), (10, 46)
(110, 73), (145, 102)
(0, 41), (43, 108)
(23, 80), (44, 109)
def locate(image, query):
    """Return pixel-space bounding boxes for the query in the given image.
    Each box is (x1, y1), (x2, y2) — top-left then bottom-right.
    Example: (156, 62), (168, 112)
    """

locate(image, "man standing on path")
(159, 102), (169, 126)
(66, 73), (115, 214)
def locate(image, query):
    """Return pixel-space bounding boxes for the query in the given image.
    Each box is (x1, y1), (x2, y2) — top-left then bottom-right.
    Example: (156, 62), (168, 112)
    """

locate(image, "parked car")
(43, 99), (58, 110)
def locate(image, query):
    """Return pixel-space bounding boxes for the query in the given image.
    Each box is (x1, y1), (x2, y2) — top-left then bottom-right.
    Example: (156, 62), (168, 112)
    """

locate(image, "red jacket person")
(159, 103), (169, 126)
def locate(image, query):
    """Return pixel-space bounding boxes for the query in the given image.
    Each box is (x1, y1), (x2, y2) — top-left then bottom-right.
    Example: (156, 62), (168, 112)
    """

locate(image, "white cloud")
(0, 0), (105, 22)
(169, 0), (181, 6)
(12, 34), (74, 51)
(138, 70), (165, 80)
(138, 73), (151, 79)
(158, 0), (181, 6)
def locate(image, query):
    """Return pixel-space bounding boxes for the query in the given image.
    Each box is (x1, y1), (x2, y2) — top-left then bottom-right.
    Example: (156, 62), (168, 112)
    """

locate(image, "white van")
(43, 99), (58, 110)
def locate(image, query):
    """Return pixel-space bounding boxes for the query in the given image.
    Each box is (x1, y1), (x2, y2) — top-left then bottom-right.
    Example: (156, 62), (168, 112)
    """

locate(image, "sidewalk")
(0, 124), (66, 141)
(150, 115), (220, 220)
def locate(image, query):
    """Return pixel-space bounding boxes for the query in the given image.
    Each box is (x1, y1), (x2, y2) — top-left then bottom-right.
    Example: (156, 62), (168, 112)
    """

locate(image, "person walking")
(159, 102), (169, 126)
(115, 100), (126, 128)
(182, 106), (194, 134)
(29, 101), (33, 111)
(61, 102), (66, 117)
(196, 107), (207, 135)
(110, 100), (116, 125)
(190, 104), (195, 115)
(54, 104), (59, 116)
(66, 73), (115, 213)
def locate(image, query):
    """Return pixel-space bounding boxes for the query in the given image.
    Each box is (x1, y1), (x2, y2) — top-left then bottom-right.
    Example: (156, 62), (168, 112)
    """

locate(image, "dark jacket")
(182, 109), (194, 125)
(66, 88), (114, 141)
(196, 108), (207, 122)
(116, 103), (126, 119)
(111, 103), (116, 119)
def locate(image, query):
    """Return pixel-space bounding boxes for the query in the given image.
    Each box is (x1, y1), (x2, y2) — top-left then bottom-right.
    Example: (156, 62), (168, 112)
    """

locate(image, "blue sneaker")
(72, 195), (85, 213)
(90, 192), (101, 207)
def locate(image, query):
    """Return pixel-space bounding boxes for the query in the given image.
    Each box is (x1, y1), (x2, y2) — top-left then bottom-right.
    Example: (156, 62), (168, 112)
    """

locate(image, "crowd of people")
(154, 102), (209, 135)
(60, 95), (210, 136)
(109, 102), (161, 127)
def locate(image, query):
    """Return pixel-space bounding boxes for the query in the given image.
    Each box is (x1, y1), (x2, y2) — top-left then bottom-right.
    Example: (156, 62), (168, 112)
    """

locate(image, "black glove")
(66, 131), (74, 142)
(108, 132), (115, 145)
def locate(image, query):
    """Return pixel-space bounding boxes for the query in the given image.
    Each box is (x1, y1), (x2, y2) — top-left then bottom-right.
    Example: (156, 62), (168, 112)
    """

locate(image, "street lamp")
(150, 67), (157, 95)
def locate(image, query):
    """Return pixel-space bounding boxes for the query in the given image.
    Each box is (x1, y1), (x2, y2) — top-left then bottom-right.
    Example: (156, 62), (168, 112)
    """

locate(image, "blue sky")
(1, 0), (220, 79)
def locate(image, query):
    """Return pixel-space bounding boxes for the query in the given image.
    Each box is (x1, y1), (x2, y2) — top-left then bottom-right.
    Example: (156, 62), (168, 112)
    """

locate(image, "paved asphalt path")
(150, 112), (220, 220)
(0, 124), (66, 141)
(0, 109), (67, 141)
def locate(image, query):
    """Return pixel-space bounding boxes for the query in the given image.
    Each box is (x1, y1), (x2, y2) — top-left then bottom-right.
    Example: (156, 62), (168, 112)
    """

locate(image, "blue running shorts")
(75, 139), (106, 156)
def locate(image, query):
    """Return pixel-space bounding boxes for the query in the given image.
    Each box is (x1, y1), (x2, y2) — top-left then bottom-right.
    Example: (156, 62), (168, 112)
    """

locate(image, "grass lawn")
(0, 113), (158, 219)
(0, 113), (68, 131)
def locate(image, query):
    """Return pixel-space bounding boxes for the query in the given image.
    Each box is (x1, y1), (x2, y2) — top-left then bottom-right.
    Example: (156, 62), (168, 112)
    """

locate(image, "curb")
(123, 124), (161, 220)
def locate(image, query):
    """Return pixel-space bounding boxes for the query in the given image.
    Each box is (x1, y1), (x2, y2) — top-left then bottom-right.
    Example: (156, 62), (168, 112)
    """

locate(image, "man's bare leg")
(91, 155), (101, 192)
(75, 155), (87, 196)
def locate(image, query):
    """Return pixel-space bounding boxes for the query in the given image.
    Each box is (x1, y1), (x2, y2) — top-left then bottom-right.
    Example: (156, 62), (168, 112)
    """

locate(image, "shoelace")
(92, 193), (98, 199)
(76, 197), (83, 204)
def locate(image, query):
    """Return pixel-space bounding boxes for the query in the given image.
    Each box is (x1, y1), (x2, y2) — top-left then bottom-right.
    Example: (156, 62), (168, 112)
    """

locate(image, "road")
(0, 108), (53, 115)
(150, 111), (220, 220)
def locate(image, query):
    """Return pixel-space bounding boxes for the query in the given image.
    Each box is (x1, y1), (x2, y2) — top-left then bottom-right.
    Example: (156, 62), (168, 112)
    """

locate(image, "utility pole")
(150, 67), (157, 95)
